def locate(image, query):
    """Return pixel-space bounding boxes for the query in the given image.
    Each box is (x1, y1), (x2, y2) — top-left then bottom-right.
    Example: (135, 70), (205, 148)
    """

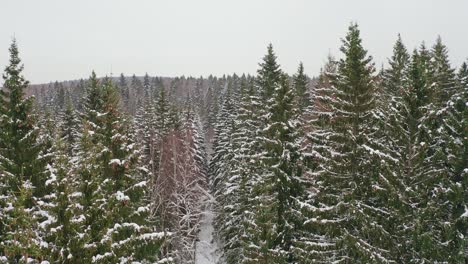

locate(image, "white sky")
(0, 0), (467, 84)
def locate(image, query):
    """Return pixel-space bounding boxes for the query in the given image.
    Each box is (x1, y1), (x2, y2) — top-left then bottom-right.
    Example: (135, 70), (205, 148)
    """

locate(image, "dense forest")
(0, 23), (466, 263)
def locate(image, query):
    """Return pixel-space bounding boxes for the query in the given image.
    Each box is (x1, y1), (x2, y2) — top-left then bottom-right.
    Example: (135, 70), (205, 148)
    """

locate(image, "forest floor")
(194, 197), (221, 264)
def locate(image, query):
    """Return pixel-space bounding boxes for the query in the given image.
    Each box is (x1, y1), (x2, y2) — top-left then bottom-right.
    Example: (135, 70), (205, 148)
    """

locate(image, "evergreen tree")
(293, 62), (309, 112)
(430, 36), (457, 106)
(143, 72), (152, 98)
(405, 40), (465, 261)
(305, 24), (397, 262)
(60, 98), (80, 156)
(382, 34), (410, 101)
(76, 73), (169, 262)
(54, 81), (66, 113)
(118, 73), (130, 110)
(256, 43), (282, 101)
(0, 39), (46, 198)
(1, 181), (44, 262)
(250, 73), (305, 263)
(43, 137), (83, 263)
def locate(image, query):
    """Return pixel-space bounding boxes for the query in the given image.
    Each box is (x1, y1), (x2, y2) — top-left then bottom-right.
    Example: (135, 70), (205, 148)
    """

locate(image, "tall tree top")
(256, 43), (282, 101)
(430, 36), (456, 104)
(388, 34), (410, 74)
(337, 23), (375, 110)
(2, 38), (29, 103)
(293, 62), (309, 112)
(383, 34), (410, 95)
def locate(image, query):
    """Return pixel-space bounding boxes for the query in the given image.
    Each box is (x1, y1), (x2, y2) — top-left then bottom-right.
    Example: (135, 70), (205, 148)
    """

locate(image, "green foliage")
(293, 62), (309, 112)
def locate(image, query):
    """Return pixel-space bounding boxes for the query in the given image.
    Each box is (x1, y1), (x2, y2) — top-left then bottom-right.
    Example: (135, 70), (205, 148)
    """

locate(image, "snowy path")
(195, 198), (221, 264)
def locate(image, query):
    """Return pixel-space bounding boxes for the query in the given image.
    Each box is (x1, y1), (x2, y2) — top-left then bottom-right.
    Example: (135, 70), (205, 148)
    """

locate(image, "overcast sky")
(0, 0), (467, 84)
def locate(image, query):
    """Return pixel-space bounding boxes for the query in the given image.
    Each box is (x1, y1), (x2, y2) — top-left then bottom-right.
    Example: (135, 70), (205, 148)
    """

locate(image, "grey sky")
(0, 0), (467, 84)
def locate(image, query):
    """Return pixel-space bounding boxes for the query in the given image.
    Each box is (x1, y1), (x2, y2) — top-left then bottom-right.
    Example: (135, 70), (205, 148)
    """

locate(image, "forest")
(0, 23), (466, 263)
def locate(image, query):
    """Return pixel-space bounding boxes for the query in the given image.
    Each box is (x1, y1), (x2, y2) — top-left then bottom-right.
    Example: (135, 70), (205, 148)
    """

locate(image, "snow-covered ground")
(195, 199), (221, 264)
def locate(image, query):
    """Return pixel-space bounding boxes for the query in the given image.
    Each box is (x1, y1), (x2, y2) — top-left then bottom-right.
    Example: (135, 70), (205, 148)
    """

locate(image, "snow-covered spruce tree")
(73, 124), (103, 262)
(430, 36), (457, 107)
(1, 181), (44, 263)
(293, 62), (310, 113)
(211, 83), (237, 204)
(380, 44), (431, 261)
(382, 34), (410, 97)
(43, 136), (83, 263)
(299, 55), (341, 262)
(118, 73), (130, 111)
(134, 80), (157, 178)
(447, 62), (468, 262)
(251, 71), (305, 263)
(256, 43), (282, 103)
(143, 73), (153, 100)
(0, 40), (49, 261)
(238, 44), (281, 263)
(405, 39), (465, 262)
(54, 81), (66, 114)
(0, 39), (47, 198)
(210, 82), (242, 261)
(60, 97), (81, 156)
(76, 74), (169, 263)
(431, 60), (468, 263)
(215, 78), (261, 264)
(304, 24), (398, 262)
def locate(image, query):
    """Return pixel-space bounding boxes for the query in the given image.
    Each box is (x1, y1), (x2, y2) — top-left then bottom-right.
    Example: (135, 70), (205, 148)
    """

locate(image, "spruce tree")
(430, 36), (457, 106)
(252, 73), (305, 263)
(293, 62), (309, 112)
(1, 181), (44, 262)
(0, 39), (46, 198)
(256, 43), (282, 102)
(118, 73), (130, 110)
(60, 98), (80, 156)
(0, 40), (49, 261)
(382, 34), (410, 97)
(305, 24), (396, 262)
(76, 73), (168, 262)
(43, 136), (83, 263)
